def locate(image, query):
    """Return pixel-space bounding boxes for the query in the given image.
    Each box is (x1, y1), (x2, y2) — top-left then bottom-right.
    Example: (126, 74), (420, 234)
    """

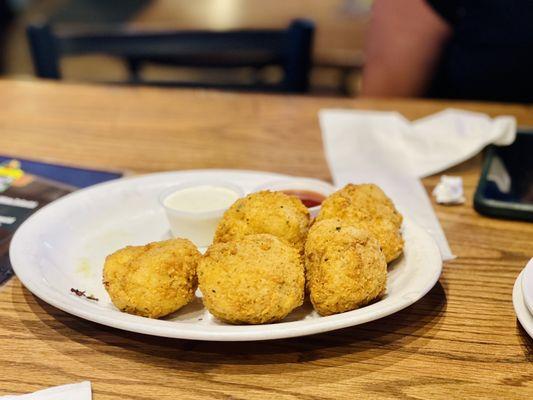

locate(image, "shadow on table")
(516, 323), (533, 361)
(17, 281), (447, 379)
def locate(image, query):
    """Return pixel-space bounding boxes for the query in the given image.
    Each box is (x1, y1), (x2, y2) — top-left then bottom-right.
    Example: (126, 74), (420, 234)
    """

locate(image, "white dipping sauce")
(160, 183), (243, 247)
(164, 185), (239, 212)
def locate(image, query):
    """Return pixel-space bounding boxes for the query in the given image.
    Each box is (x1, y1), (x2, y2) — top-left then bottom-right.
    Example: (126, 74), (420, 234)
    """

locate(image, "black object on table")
(474, 130), (533, 221)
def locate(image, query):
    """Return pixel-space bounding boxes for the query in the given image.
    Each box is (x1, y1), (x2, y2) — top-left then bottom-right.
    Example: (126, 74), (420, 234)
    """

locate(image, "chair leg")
(339, 67), (352, 96)
(252, 67), (263, 86)
(0, 0), (14, 73)
(126, 58), (142, 84)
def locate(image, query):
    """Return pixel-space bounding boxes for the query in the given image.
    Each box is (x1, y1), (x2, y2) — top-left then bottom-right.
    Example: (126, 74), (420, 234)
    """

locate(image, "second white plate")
(520, 258), (533, 316)
(514, 270), (533, 339)
(10, 169), (442, 341)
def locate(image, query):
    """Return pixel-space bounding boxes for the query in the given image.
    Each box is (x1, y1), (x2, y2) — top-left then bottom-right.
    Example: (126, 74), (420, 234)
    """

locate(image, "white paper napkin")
(0, 381), (91, 400)
(319, 108), (516, 261)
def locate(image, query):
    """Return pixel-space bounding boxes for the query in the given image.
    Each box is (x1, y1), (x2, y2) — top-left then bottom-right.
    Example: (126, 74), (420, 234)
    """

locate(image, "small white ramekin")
(159, 180), (244, 247)
(253, 178), (336, 218)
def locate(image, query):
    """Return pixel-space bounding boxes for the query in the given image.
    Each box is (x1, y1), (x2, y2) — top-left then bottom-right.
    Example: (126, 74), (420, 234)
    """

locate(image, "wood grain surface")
(0, 79), (532, 399)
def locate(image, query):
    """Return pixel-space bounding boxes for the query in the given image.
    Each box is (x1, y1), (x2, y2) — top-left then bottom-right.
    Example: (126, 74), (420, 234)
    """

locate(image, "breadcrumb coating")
(103, 238), (201, 318)
(198, 234), (304, 324)
(214, 190), (310, 253)
(316, 184), (403, 262)
(305, 218), (387, 316)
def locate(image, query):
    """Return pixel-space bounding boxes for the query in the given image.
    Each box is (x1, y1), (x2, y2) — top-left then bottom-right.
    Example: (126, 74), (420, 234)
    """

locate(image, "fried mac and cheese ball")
(198, 234), (304, 324)
(103, 238), (201, 318)
(316, 184), (403, 262)
(305, 218), (387, 316)
(214, 190), (310, 253)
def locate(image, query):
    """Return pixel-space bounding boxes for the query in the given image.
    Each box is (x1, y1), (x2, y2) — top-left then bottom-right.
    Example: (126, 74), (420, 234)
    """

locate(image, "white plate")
(10, 169), (442, 341)
(520, 258), (533, 316)
(513, 270), (533, 339)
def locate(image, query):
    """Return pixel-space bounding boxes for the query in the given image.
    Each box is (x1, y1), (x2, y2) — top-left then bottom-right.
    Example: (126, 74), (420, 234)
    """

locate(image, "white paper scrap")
(0, 381), (91, 400)
(433, 176), (465, 205)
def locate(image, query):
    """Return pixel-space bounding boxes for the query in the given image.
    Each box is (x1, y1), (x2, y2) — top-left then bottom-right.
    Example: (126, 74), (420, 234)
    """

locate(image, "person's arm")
(360, 0), (453, 97)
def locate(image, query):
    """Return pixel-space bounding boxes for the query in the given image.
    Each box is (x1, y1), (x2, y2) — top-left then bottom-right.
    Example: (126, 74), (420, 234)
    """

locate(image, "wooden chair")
(26, 19), (315, 93)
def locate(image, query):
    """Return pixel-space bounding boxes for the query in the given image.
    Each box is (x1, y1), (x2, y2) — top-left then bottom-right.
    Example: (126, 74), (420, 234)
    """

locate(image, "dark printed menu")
(0, 159), (122, 285)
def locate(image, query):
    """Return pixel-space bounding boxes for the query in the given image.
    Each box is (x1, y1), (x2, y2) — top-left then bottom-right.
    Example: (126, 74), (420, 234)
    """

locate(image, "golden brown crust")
(213, 190), (310, 253)
(198, 234), (305, 324)
(315, 183), (403, 262)
(305, 218), (387, 316)
(103, 238), (201, 318)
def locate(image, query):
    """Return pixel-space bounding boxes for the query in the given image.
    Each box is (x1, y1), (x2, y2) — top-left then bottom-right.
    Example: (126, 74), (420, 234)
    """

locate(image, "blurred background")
(2, 0), (531, 102)
(0, 0), (372, 96)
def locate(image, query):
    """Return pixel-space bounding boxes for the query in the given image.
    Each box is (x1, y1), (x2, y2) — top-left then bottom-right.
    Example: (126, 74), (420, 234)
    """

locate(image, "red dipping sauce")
(281, 190), (326, 208)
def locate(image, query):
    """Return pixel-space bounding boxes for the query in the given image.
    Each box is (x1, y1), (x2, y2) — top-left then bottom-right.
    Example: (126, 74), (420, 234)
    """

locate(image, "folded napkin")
(0, 382), (91, 400)
(319, 108), (516, 261)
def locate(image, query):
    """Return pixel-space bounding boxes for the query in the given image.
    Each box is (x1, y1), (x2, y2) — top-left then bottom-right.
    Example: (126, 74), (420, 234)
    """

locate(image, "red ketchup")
(281, 190), (326, 208)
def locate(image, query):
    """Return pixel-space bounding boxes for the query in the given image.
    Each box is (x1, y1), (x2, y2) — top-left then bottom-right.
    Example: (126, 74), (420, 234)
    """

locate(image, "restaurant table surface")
(0, 79), (532, 399)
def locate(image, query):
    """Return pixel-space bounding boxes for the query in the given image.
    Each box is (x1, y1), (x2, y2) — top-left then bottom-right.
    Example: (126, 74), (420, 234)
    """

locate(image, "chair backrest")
(26, 19), (315, 93)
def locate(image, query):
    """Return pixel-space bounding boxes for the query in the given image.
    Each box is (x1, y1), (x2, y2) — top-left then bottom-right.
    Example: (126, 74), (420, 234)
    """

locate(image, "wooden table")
(0, 80), (532, 399)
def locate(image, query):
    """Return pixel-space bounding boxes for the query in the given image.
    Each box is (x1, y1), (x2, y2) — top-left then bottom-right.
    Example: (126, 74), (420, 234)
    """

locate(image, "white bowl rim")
(158, 179), (245, 220)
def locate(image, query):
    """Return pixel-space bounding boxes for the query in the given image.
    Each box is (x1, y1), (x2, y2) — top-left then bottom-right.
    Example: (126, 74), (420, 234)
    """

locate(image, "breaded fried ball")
(305, 218), (387, 316)
(316, 184), (403, 262)
(198, 234), (305, 324)
(214, 190), (310, 253)
(103, 238), (201, 318)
